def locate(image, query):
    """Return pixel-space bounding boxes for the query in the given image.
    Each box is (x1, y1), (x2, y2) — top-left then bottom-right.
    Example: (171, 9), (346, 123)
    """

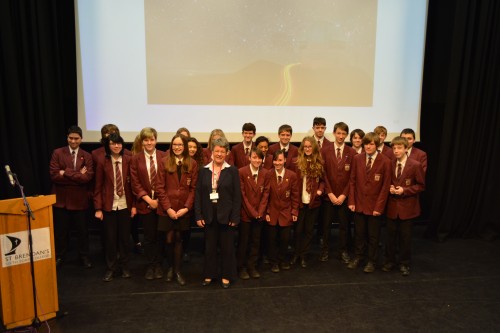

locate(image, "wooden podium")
(0, 195), (59, 329)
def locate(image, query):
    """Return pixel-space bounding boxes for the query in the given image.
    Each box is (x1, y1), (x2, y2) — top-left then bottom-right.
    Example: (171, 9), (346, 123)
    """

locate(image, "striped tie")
(366, 156), (372, 172)
(149, 156), (157, 191)
(115, 161), (124, 197)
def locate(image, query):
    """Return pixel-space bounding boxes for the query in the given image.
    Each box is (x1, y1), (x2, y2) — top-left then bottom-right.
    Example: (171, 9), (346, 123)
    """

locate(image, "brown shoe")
(382, 262), (395, 272)
(400, 265), (410, 276)
(340, 251), (351, 264)
(239, 268), (250, 280)
(154, 264), (163, 279)
(248, 269), (261, 278)
(271, 264), (280, 273)
(176, 272), (186, 286)
(347, 258), (360, 269)
(363, 261), (375, 273)
(319, 251), (329, 262)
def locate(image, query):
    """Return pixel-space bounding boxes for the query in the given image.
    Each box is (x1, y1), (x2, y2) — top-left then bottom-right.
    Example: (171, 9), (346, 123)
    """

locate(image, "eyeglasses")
(110, 142), (123, 146)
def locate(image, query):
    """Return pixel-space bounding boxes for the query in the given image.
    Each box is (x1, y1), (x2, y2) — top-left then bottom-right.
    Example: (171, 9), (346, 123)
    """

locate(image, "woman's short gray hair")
(212, 137), (230, 152)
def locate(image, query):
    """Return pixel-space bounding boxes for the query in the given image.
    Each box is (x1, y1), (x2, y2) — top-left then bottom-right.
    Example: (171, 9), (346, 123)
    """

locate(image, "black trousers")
(266, 224), (291, 264)
(237, 219), (263, 270)
(138, 211), (162, 266)
(385, 217), (413, 265)
(53, 207), (89, 259)
(353, 213), (382, 263)
(103, 208), (131, 271)
(295, 205), (319, 257)
(321, 201), (351, 252)
(203, 221), (237, 280)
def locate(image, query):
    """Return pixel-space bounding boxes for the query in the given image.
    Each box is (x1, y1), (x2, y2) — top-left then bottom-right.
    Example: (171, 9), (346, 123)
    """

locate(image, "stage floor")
(22, 225), (500, 333)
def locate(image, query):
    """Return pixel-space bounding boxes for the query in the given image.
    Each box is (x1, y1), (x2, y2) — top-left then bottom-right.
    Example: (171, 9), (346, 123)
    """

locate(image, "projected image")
(144, 0), (377, 107)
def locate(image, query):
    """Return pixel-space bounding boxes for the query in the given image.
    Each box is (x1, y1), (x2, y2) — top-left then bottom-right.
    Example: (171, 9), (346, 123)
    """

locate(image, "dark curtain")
(0, 0), (76, 199)
(422, 0), (500, 240)
(1, 0), (499, 240)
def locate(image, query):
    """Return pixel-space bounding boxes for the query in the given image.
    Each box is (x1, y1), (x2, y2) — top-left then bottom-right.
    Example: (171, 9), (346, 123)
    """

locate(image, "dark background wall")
(1, 0), (499, 240)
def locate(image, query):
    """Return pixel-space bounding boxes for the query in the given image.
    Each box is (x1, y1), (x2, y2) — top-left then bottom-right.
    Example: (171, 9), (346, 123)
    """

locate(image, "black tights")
(166, 230), (184, 273)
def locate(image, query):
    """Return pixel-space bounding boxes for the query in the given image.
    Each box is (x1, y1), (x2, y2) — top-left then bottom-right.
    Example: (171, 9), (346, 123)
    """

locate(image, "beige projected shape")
(145, 0), (377, 107)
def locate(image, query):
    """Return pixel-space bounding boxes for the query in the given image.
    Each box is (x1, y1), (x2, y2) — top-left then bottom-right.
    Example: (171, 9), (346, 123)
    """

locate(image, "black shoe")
(134, 242), (144, 255)
(202, 278), (212, 286)
(319, 252), (329, 262)
(280, 262), (290, 270)
(340, 251), (351, 264)
(81, 256), (93, 269)
(271, 264), (280, 273)
(102, 270), (114, 282)
(145, 266), (155, 280)
(300, 257), (307, 268)
(165, 268), (174, 282)
(176, 272), (186, 286)
(182, 252), (190, 263)
(239, 268), (250, 280)
(400, 265), (410, 276)
(290, 255), (298, 265)
(154, 265), (163, 279)
(382, 262), (395, 272)
(248, 269), (261, 279)
(363, 261), (375, 273)
(121, 269), (132, 278)
(221, 279), (230, 289)
(347, 258), (360, 269)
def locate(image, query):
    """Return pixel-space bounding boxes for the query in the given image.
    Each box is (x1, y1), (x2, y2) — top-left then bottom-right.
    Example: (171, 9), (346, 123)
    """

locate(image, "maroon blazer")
(408, 146), (427, 173)
(379, 144), (394, 159)
(288, 158), (325, 209)
(130, 150), (167, 214)
(50, 146), (94, 210)
(265, 168), (300, 226)
(268, 143), (299, 169)
(239, 165), (270, 222)
(229, 142), (254, 168)
(386, 158), (425, 220)
(261, 154), (274, 170)
(322, 144), (356, 198)
(318, 137), (334, 153)
(93, 154), (134, 211)
(156, 157), (199, 216)
(348, 152), (391, 215)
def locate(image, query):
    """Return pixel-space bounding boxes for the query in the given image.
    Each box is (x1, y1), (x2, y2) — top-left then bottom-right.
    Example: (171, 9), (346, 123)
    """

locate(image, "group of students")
(49, 117), (426, 288)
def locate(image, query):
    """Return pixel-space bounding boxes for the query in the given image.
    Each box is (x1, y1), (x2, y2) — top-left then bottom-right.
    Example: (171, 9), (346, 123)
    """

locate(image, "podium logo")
(5, 236), (21, 256)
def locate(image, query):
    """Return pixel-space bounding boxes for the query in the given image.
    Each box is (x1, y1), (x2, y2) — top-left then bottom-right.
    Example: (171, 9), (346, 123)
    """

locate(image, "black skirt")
(158, 214), (190, 232)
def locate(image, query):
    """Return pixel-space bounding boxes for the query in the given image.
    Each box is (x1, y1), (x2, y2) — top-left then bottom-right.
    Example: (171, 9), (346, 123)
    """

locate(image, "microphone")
(4, 165), (15, 186)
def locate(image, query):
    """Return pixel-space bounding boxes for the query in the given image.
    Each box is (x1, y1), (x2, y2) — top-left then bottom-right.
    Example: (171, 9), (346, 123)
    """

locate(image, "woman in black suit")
(195, 137), (241, 288)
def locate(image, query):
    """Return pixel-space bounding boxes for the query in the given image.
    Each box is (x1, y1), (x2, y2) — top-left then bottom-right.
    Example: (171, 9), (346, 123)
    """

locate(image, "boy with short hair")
(320, 122), (356, 263)
(374, 125), (394, 159)
(382, 136), (425, 276)
(312, 117), (332, 151)
(230, 123), (256, 168)
(347, 132), (391, 273)
(268, 124), (298, 169)
(400, 128), (427, 173)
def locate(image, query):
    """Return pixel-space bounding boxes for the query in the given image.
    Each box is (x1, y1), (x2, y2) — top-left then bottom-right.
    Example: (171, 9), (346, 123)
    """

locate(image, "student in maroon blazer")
(265, 150), (300, 273)
(347, 132), (391, 273)
(320, 122), (357, 263)
(130, 127), (167, 280)
(267, 124), (299, 170)
(382, 136), (425, 276)
(289, 137), (325, 268)
(237, 147), (269, 279)
(255, 136), (273, 170)
(312, 117), (333, 152)
(49, 126), (94, 268)
(349, 128), (365, 155)
(374, 125), (394, 159)
(229, 123), (256, 169)
(400, 128), (428, 173)
(156, 134), (198, 286)
(94, 133), (136, 282)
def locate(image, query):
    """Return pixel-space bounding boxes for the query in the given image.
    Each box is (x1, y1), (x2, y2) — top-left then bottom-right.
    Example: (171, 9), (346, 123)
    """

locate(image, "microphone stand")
(11, 171), (41, 328)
